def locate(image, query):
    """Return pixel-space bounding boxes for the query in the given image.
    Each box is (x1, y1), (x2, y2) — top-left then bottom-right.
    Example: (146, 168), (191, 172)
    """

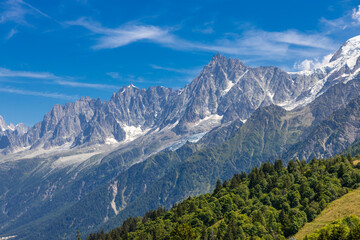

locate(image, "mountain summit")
(330, 35), (360, 67)
(2, 36), (360, 157)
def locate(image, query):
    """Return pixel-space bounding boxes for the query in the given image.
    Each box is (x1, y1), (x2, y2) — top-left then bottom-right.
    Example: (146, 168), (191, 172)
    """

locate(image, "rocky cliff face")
(0, 116), (28, 150)
(284, 96), (360, 160)
(2, 36), (360, 158)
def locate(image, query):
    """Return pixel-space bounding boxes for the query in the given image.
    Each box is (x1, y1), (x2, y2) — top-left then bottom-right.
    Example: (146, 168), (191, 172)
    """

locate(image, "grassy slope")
(294, 187), (360, 240)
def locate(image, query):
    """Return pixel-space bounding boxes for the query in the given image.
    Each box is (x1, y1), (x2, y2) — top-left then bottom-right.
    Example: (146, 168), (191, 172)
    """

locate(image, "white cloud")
(5, 28), (18, 40)
(66, 18), (174, 49)
(68, 18), (335, 62)
(0, 0), (57, 27)
(150, 64), (201, 75)
(20, 0), (53, 21)
(193, 21), (215, 34)
(55, 80), (120, 90)
(0, 67), (120, 90)
(293, 54), (333, 71)
(0, 0), (29, 25)
(260, 30), (334, 50)
(106, 72), (162, 84)
(321, 4), (360, 31)
(0, 87), (77, 100)
(0, 67), (57, 79)
(106, 72), (121, 79)
(352, 5), (360, 23)
(212, 30), (336, 58)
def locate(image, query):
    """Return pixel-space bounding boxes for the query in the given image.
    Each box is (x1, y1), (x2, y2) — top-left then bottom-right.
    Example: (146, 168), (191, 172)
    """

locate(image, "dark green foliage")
(77, 230), (82, 240)
(214, 179), (223, 195)
(305, 215), (360, 240)
(343, 138), (360, 157)
(87, 155), (360, 240)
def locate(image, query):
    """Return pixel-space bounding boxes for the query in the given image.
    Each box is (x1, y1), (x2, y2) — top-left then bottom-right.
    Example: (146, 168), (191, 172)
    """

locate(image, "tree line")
(87, 154), (360, 240)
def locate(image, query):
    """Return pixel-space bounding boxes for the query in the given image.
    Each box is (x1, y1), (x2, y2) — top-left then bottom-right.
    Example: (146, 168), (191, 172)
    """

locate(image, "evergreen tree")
(77, 230), (81, 240)
(214, 179), (222, 194)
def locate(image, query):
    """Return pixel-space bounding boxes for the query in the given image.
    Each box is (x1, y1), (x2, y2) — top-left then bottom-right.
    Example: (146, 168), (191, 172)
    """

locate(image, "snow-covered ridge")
(330, 35), (360, 70)
(291, 35), (360, 76)
(3, 35), (360, 156)
(0, 115), (23, 132)
(283, 35), (360, 111)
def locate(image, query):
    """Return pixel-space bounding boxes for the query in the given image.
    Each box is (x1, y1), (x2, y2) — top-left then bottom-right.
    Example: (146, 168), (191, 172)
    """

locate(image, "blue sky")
(1, 0), (360, 125)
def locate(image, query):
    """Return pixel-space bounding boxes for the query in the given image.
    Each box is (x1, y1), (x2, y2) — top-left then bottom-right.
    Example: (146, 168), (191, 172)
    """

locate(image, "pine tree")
(77, 230), (81, 240)
(348, 153), (353, 164)
(214, 179), (222, 194)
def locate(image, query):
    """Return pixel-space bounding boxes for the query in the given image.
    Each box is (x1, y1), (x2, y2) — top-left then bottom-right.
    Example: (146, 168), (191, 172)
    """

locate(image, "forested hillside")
(87, 155), (360, 240)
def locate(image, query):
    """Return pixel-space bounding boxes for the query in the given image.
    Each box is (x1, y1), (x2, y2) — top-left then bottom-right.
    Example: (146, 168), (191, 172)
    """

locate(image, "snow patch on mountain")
(166, 132), (207, 151)
(105, 137), (118, 145)
(193, 114), (223, 127)
(221, 70), (248, 96)
(122, 124), (149, 142)
(283, 35), (360, 110)
(330, 35), (360, 70)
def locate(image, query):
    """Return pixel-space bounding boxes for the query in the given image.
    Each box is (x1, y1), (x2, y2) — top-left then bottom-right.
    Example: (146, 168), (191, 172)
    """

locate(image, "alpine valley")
(2, 35), (360, 239)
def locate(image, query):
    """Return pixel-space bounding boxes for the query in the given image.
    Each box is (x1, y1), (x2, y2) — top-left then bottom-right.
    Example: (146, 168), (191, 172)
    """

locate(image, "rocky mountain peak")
(0, 115), (8, 131)
(0, 115), (28, 142)
(330, 35), (360, 65)
(79, 96), (93, 102)
(0, 115), (17, 132)
(210, 52), (226, 63)
(208, 53), (246, 70)
(14, 123), (29, 135)
(4, 36), (360, 154)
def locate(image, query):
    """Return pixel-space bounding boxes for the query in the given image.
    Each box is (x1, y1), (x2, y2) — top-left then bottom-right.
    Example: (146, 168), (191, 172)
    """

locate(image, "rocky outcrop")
(3, 36), (360, 155)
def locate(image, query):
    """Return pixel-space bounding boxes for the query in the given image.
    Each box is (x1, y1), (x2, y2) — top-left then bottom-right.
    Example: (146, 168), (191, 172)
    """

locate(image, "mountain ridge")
(3, 35), (360, 158)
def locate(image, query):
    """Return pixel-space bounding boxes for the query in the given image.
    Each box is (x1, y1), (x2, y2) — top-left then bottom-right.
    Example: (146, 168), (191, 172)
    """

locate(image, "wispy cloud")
(19, 0), (53, 21)
(0, 0), (29, 25)
(352, 5), (360, 24)
(252, 30), (334, 50)
(5, 28), (18, 40)
(192, 21), (215, 34)
(320, 4), (360, 31)
(150, 64), (201, 75)
(106, 72), (162, 84)
(210, 30), (336, 58)
(0, 0), (53, 25)
(0, 67), (57, 79)
(293, 54), (333, 71)
(0, 87), (77, 100)
(294, 4), (360, 71)
(106, 72), (121, 79)
(67, 18), (336, 61)
(54, 80), (120, 90)
(0, 67), (120, 91)
(66, 18), (174, 49)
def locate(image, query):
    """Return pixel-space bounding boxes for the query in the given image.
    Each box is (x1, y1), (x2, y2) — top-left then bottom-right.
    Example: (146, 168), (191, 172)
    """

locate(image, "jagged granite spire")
(3, 35), (360, 153)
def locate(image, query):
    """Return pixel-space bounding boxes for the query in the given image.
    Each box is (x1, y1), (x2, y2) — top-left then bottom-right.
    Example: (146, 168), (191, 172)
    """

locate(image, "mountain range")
(2, 35), (360, 239)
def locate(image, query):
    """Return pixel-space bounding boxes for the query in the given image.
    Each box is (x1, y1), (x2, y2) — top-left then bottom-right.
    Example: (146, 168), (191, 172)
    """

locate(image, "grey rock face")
(284, 93), (360, 161)
(0, 115), (7, 132)
(3, 36), (360, 155)
(0, 116), (29, 151)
